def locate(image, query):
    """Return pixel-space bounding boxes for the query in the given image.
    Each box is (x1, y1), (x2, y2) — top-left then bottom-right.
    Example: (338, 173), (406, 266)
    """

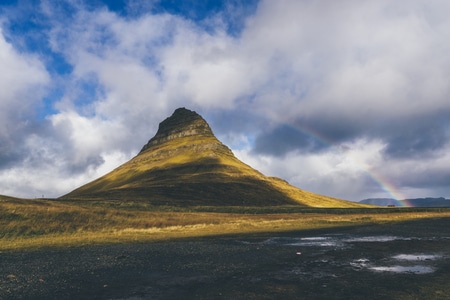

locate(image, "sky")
(0, 0), (449, 201)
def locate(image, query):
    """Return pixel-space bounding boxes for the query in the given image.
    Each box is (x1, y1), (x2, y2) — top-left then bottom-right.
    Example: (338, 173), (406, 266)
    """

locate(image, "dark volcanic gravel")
(1, 217), (450, 300)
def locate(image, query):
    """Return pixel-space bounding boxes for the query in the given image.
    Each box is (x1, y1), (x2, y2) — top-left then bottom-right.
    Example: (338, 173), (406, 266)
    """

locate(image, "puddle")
(263, 237), (341, 247)
(253, 235), (450, 249)
(240, 235), (448, 277)
(392, 254), (441, 261)
(351, 254), (441, 274)
(344, 236), (410, 243)
(350, 258), (371, 269)
(300, 237), (329, 241)
(369, 265), (435, 274)
(260, 235), (415, 248)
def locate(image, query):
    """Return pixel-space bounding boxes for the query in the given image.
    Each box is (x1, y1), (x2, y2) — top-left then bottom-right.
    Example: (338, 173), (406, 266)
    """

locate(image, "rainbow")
(282, 123), (410, 206)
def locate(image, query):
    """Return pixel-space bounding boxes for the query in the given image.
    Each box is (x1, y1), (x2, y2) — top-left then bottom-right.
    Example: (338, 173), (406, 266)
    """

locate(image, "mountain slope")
(0, 194), (23, 202)
(62, 108), (368, 208)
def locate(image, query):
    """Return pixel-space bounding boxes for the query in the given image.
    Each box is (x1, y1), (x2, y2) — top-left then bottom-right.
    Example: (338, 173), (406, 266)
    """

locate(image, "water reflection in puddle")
(248, 235), (449, 276)
(369, 265), (435, 274)
(393, 254), (441, 261)
(351, 256), (440, 274)
(344, 236), (411, 242)
(262, 235), (414, 248)
(350, 258), (370, 269)
(263, 237), (341, 247)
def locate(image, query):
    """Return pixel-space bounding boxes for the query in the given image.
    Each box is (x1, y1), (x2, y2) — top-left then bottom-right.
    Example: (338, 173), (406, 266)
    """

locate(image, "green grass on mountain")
(62, 135), (369, 208)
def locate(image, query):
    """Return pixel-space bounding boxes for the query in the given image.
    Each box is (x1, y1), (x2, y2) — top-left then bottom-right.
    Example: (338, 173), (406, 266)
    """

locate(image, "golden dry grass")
(1, 197), (449, 252)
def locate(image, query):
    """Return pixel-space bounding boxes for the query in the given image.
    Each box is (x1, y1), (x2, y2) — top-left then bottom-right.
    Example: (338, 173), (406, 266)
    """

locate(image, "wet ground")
(1, 217), (449, 299)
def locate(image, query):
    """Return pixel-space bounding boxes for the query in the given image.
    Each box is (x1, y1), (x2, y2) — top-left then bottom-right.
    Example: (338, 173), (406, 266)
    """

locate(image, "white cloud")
(235, 138), (391, 201)
(0, 143), (130, 198)
(216, 0), (450, 127)
(0, 27), (49, 136)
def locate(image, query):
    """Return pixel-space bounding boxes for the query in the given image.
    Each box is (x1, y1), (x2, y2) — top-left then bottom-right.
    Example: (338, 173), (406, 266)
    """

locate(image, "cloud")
(383, 115), (450, 158)
(1, 0), (450, 200)
(236, 0), (450, 130)
(0, 26), (49, 167)
(252, 125), (328, 156)
(235, 138), (389, 201)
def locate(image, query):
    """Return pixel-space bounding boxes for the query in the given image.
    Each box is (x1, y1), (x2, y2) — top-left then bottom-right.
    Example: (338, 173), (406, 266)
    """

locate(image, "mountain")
(61, 108), (368, 207)
(359, 198), (400, 206)
(0, 194), (22, 202)
(360, 197), (450, 207)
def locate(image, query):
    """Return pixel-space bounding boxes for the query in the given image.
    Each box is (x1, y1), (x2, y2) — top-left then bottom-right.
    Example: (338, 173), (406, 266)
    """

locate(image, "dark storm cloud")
(0, 145), (24, 169)
(266, 106), (450, 161)
(252, 125), (328, 156)
(205, 108), (266, 136)
(308, 117), (364, 144)
(249, 114), (367, 157)
(383, 114), (450, 158)
(406, 170), (450, 188)
(0, 115), (55, 172)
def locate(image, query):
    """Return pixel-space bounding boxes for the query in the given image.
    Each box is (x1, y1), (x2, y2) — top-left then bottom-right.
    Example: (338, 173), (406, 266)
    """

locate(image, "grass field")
(2, 196), (449, 252)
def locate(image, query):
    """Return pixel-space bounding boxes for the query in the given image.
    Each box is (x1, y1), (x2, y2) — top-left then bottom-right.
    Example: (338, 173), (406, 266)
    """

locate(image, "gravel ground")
(1, 217), (449, 300)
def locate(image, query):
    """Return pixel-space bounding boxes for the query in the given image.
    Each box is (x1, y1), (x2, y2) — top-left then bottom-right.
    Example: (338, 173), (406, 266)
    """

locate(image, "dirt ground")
(1, 217), (449, 300)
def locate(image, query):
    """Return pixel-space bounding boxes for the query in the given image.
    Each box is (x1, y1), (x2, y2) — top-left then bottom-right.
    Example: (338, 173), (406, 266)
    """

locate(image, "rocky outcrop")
(140, 108), (215, 152)
(138, 107), (234, 161)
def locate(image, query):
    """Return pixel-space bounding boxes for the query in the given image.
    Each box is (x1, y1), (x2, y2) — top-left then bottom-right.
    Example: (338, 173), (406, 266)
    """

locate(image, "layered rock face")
(138, 108), (233, 159)
(61, 108), (368, 207)
(140, 108), (216, 151)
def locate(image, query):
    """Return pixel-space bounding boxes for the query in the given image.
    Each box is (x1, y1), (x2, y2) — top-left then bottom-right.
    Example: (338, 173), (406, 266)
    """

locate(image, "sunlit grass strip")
(0, 218), (340, 251)
(2, 210), (450, 252)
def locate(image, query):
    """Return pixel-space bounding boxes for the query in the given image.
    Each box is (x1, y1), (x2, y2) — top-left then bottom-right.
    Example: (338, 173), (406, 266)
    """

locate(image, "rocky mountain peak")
(139, 107), (215, 153)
